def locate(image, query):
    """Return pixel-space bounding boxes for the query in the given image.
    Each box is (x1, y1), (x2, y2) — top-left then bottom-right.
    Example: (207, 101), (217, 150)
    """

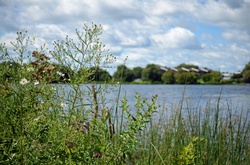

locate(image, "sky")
(1, 0), (250, 74)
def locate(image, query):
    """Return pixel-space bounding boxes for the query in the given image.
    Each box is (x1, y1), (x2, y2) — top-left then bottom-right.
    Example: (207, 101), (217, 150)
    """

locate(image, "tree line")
(1, 57), (250, 84)
(112, 63), (250, 84)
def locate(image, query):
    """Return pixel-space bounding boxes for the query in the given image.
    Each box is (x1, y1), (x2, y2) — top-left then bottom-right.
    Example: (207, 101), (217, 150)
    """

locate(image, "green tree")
(210, 71), (222, 83)
(174, 72), (198, 84)
(161, 70), (175, 84)
(231, 72), (243, 83)
(177, 63), (199, 69)
(201, 71), (222, 84)
(201, 73), (211, 82)
(242, 62), (250, 83)
(113, 64), (134, 82)
(88, 66), (111, 82)
(141, 64), (163, 83)
(132, 66), (143, 80)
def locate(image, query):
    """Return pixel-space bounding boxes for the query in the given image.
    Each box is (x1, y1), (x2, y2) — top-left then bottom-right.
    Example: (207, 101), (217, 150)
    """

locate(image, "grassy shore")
(1, 24), (249, 164)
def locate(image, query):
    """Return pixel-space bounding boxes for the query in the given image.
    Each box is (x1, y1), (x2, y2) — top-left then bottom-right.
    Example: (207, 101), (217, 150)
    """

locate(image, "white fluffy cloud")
(0, 0), (250, 73)
(152, 27), (201, 49)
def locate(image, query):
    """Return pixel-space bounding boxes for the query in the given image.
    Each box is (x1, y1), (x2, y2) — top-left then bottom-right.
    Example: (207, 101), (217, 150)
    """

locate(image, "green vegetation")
(113, 62), (250, 84)
(113, 64), (134, 82)
(201, 71), (222, 84)
(0, 23), (157, 164)
(242, 62), (250, 83)
(0, 24), (250, 164)
(162, 70), (175, 84)
(141, 64), (163, 83)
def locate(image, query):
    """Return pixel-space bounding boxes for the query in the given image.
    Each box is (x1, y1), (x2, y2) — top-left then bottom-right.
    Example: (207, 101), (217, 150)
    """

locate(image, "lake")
(61, 84), (250, 121)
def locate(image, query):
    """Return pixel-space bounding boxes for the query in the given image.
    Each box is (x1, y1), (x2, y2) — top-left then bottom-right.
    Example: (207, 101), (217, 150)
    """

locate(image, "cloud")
(152, 27), (201, 49)
(222, 0), (244, 8)
(0, 0), (250, 73)
(193, 0), (250, 31)
(222, 30), (250, 43)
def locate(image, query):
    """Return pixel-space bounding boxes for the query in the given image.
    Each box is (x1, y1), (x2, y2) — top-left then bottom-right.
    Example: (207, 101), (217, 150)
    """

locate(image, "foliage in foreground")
(0, 23), (158, 164)
(0, 23), (249, 164)
(138, 97), (250, 164)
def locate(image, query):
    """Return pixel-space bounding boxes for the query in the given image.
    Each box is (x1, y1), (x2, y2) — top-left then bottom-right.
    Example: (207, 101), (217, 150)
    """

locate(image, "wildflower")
(32, 36), (36, 41)
(20, 78), (29, 85)
(34, 81), (39, 85)
(61, 102), (66, 108)
(42, 42), (46, 46)
(34, 117), (39, 121)
(27, 67), (34, 72)
(11, 153), (16, 158)
(57, 71), (65, 77)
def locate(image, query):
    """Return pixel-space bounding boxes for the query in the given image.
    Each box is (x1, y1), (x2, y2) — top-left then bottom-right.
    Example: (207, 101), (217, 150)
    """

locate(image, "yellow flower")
(32, 36), (36, 41)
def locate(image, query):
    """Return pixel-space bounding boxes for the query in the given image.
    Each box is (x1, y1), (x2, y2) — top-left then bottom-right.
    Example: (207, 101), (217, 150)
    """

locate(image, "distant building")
(221, 72), (233, 80)
(181, 67), (190, 72)
(199, 68), (210, 73)
(160, 66), (168, 71)
(170, 68), (178, 72)
(190, 68), (199, 73)
(159, 66), (212, 75)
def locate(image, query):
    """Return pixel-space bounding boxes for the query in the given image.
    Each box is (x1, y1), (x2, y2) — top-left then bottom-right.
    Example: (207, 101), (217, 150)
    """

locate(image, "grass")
(135, 94), (250, 164)
(0, 23), (249, 164)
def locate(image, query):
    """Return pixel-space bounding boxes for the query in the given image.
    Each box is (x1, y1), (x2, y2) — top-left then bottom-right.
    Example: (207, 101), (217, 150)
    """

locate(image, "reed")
(136, 94), (250, 164)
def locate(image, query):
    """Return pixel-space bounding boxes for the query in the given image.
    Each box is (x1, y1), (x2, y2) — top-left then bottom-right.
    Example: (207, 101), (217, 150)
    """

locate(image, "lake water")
(61, 84), (250, 121)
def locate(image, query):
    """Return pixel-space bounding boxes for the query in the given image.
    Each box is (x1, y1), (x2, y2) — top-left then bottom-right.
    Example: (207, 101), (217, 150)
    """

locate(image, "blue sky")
(0, 0), (250, 74)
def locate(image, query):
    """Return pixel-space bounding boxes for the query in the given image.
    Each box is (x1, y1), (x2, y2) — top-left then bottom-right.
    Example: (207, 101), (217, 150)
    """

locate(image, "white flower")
(27, 67), (34, 72)
(34, 81), (39, 85)
(20, 78), (29, 85)
(57, 71), (65, 77)
(61, 102), (66, 108)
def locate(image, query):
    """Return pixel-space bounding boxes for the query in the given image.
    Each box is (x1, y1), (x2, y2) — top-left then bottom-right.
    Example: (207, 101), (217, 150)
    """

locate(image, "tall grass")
(0, 23), (249, 164)
(137, 93), (250, 164)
